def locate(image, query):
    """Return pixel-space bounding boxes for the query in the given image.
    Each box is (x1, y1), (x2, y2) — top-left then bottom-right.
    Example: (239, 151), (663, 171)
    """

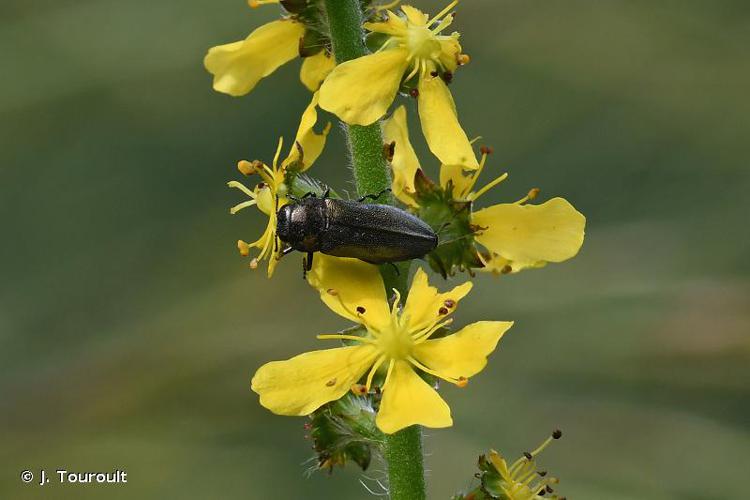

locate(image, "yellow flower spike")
(228, 138), (289, 277)
(204, 19), (305, 96)
(251, 256), (513, 433)
(382, 105), (421, 206)
(282, 92), (332, 171)
(472, 198), (586, 273)
(300, 51), (336, 92)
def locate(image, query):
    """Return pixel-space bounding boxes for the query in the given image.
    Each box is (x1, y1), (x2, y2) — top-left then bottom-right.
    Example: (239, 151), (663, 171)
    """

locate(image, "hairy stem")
(323, 1), (425, 498)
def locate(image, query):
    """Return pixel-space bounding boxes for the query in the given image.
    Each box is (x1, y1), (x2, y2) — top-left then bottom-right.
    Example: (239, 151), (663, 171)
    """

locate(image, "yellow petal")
(363, 10), (408, 36)
(283, 92), (331, 172)
(251, 345), (378, 416)
(376, 360), (452, 433)
(417, 74), (478, 168)
(473, 197), (586, 272)
(438, 36), (462, 72)
(412, 321), (513, 379)
(319, 49), (410, 126)
(400, 5), (429, 26)
(299, 51), (335, 92)
(204, 20), (304, 97)
(402, 267), (473, 332)
(382, 105), (420, 206)
(439, 163), (475, 198)
(307, 255), (391, 329)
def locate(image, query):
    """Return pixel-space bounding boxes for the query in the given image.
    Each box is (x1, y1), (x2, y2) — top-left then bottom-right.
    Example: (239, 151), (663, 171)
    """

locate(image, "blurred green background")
(2, 0), (749, 498)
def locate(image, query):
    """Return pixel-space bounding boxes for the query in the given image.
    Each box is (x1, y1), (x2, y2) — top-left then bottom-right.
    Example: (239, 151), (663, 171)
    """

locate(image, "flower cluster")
(454, 430), (567, 500)
(206, 0), (582, 485)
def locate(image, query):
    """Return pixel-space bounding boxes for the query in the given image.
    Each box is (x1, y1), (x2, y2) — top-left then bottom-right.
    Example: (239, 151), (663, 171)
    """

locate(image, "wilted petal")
(418, 73), (478, 168)
(319, 49), (410, 126)
(307, 255), (391, 329)
(412, 321), (513, 379)
(251, 345), (378, 416)
(382, 105), (420, 206)
(283, 92), (331, 171)
(402, 267), (472, 332)
(375, 360), (452, 433)
(473, 197), (586, 272)
(300, 51), (336, 92)
(204, 20), (305, 96)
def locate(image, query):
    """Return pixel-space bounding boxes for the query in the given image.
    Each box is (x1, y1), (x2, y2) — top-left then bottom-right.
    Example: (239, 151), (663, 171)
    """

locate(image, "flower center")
(376, 322), (414, 360)
(405, 24), (441, 61)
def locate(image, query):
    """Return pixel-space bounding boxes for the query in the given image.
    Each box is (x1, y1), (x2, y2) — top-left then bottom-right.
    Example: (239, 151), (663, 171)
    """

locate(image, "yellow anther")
(456, 376), (468, 388)
(237, 240), (251, 257)
(457, 53), (470, 65)
(237, 160), (255, 176)
(350, 384), (368, 396)
(248, 0), (279, 8)
(249, 258), (259, 269)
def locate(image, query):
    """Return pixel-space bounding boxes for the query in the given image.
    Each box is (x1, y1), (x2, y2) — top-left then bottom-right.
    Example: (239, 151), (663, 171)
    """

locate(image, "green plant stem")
(323, 1), (425, 498)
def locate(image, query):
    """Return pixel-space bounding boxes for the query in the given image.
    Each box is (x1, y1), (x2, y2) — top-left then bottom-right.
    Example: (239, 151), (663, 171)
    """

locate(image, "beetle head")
(276, 201), (325, 251)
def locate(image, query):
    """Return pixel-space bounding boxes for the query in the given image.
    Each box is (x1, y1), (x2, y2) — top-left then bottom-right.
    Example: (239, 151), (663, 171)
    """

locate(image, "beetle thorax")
(276, 201), (327, 251)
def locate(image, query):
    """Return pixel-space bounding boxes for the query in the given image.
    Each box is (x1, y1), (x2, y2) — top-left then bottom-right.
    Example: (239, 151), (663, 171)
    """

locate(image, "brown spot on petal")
(501, 265), (513, 274)
(439, 307), (449, 315)
(325, 378), (337, 387)
(356, 306), (366, 314)
(409, 88), (419, 98)
(326, 288), (338, 296)
(444, 299), (455, 308)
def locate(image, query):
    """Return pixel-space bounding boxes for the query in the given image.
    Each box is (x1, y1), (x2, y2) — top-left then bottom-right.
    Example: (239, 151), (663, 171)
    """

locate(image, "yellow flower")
(228, 138), (288, 277)
(251, 255), (513, 433)
(443, 151), (585, 274)
(228, 91), (330, 275)
(319, 1), (477, 168)
(485, 431), (564, 500)
(383, 107), (586, 274)
(204, 3), (335, 96)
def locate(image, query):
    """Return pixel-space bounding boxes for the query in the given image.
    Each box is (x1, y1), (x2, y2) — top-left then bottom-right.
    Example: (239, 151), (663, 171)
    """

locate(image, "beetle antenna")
(437, 232), (475, 247)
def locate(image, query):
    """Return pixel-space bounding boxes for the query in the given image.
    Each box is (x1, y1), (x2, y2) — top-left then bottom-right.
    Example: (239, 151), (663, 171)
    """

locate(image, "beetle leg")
(357, 188), (392, 203)
(322, 187), (330, 199)
(301, 191), (316, 199)
(306, 252), (314, 272)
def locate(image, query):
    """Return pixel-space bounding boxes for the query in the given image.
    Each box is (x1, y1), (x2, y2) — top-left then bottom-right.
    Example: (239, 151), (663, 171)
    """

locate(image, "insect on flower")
(276, 189), (438, 272)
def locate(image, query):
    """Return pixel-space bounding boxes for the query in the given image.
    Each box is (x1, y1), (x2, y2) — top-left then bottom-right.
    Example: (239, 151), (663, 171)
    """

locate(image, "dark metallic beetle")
(277, 191), (438, 271)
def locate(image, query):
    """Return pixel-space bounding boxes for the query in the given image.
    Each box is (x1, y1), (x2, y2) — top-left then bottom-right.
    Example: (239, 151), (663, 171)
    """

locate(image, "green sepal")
(411, 170), (484, 277)
(308, 393), (384, 474)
